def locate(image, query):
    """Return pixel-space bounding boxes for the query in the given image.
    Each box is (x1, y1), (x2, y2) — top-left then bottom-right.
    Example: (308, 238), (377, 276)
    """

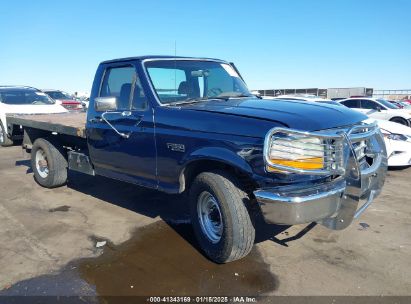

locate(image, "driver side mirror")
(95, 97), (117, 112)
(376, 106), (382, 112)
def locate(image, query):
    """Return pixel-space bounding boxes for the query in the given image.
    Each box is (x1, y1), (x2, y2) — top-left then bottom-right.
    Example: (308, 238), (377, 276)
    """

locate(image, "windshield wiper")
(209, 94), (256, 101)
(166, 94), (257, 106)
(165, 98), (208, 106)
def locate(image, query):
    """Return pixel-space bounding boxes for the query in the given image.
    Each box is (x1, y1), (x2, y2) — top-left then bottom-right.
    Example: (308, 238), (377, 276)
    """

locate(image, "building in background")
(255, 88), (327, 98)
(372, 89), (411, 100)
(255, 87), (376, 99)
(326, 87), (373, 99)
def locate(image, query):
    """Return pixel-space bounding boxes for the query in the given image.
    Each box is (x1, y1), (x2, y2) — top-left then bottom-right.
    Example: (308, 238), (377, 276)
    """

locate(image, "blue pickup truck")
(7, 56), (387, 263)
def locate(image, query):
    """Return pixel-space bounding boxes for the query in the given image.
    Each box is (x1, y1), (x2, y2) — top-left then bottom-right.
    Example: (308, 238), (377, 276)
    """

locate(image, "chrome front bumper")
(255, 126), (387, 230)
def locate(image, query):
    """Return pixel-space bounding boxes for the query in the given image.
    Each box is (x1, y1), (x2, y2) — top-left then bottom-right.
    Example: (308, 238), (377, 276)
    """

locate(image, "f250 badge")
(167, 143), (185, 152)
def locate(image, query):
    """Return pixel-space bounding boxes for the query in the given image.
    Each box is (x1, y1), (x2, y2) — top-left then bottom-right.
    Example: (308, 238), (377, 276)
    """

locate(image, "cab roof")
(100, 55), (226, 64)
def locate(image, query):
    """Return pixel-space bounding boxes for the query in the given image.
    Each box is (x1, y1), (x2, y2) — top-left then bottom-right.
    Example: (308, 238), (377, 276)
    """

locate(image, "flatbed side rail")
(6, 113), (87, 138)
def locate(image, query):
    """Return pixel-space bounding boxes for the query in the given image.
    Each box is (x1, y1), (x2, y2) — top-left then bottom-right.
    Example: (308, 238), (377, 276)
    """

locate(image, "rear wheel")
(189, 170), (255, 263)
(0, 122), (14, 147)
(31, 138), (68, 188)
(390, 117), (409, 126)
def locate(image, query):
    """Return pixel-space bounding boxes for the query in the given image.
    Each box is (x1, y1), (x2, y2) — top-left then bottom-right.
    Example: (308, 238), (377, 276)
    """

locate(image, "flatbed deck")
(7, 112), (87, 138)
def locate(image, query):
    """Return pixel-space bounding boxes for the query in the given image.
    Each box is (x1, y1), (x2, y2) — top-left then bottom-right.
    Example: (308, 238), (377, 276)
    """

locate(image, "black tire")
(189, 170), (255, 263)
(390, 117), (409, 126)
(0, 122), (14, 147)
(31, 138), (68, 188)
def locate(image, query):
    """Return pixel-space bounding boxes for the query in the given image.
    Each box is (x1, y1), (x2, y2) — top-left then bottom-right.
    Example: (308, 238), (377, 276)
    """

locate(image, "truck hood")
(182, 98), (367, 131)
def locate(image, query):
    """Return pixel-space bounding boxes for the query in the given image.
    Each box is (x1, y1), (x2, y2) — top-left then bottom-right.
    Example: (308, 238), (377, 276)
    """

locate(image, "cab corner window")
(99, 66), (147, 111)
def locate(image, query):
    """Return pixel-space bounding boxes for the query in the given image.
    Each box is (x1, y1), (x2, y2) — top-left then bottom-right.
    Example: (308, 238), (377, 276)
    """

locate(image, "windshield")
(0, 89), (55, 105)
(377, 98), (398, 109)
(145, 60), (253, 104)
(400, 102), (411, 109)
(46, 91), (72, 100)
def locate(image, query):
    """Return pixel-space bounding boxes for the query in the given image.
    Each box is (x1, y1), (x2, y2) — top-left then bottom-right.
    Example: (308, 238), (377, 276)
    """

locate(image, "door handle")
(122, 111), (143, 120)
(123, 112), (144, 126)
(89, 117), (102, 123)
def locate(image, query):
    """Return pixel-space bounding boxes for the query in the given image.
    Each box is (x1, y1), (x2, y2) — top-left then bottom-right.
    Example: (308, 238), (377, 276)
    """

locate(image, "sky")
(0, 0), (410, 93)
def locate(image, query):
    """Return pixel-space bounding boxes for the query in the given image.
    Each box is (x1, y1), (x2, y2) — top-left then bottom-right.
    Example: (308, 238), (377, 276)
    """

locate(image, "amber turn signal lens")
(267, 157), (324, 171)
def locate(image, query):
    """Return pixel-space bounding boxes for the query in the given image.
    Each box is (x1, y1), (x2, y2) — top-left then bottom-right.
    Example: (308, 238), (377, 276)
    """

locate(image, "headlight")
(268, 136), (324, 170)
(264, 128), (344, 175)
(380, 127), (409, 141)
(383, 132), (408, 141)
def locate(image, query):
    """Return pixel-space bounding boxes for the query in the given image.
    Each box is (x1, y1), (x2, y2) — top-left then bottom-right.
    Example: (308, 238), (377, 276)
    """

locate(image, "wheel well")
(180, 160), (257, 195)
(390, 117), (408, 124)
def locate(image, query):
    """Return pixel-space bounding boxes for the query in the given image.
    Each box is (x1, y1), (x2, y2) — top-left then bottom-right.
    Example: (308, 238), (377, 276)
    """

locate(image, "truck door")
(86, 63), (157, 189)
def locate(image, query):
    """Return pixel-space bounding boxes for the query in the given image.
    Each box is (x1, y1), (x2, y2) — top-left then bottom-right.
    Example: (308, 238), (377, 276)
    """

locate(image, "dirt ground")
(0, 145), (410, 300)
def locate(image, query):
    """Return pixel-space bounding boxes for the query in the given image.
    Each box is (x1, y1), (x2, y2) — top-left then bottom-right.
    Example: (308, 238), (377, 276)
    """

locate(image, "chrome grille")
(353, 141), (367, 163)
(316, 138), (342, 173)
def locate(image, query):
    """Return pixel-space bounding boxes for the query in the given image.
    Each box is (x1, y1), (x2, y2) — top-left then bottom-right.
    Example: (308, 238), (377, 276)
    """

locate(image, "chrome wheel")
(197, 191), (223, 243)
(35, 149), (49, 178)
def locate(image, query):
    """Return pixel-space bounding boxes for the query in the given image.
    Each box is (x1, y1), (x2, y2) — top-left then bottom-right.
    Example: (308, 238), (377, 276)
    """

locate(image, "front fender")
(179, 146), (255, 191)
(388, 111), (411, 120)
(185, 146), (254, 172)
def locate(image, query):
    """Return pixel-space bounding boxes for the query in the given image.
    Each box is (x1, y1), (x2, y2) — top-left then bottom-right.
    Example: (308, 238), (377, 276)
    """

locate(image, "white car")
(375, 119), (411, 167)
(338, 97), (411, 126)
(263, 94), (332, 103)
(0, 86), (67, 147)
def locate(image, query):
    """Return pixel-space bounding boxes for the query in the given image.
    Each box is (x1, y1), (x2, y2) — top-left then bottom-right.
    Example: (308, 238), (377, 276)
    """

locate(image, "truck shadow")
(65, 171), (315, 250)
(15, 159), (33, 173)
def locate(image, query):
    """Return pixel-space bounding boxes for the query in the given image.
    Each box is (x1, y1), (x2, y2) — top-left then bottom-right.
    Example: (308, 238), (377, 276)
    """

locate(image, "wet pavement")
(78, 221), (278, 296)
(1, 221), (277, 300)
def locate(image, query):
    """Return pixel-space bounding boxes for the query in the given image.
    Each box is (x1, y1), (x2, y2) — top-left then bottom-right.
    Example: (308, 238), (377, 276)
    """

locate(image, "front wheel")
(390, 117), (409, 126)
(31, 138), (68, 188)
(189, 170), (255, 263)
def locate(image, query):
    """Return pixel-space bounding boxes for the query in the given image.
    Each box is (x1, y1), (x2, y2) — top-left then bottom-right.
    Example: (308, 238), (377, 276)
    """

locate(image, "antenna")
(174, 40), (177, 100)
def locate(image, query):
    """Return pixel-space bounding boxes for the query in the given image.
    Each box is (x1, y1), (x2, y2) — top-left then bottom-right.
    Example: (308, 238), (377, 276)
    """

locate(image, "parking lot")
(0, 145), (410, 298)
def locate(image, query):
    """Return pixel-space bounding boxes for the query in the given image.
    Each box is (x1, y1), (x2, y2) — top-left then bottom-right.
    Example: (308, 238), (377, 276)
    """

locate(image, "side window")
(341, 99), (359, 108)
(99, 66), (136, 111)
(361, 99), (379, 110)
